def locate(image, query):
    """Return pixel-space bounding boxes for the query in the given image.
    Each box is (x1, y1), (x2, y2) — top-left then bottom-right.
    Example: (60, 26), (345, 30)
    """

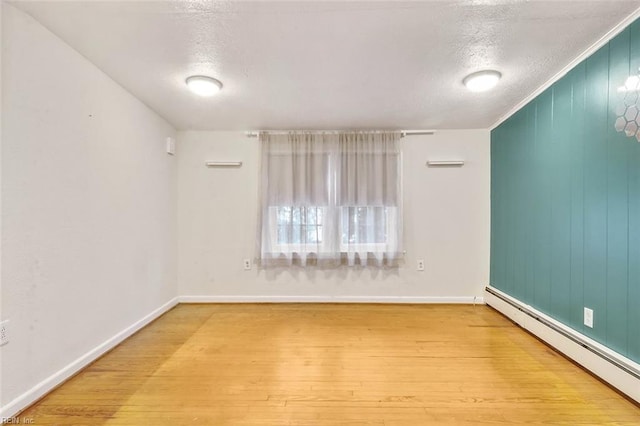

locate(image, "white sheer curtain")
(257, 131), (403, 267)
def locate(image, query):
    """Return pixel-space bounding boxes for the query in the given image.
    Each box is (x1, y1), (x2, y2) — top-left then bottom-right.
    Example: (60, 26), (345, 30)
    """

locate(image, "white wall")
(178, 130), (490, 300)
(1, 4), (177, 410)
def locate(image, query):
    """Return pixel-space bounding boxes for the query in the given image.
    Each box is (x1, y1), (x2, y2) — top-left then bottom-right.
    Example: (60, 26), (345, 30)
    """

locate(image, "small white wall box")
(166, 137), (176, 155)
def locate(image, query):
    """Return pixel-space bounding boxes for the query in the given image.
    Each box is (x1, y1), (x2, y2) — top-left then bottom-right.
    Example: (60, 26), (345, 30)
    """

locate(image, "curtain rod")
(244, 130), (435, 138)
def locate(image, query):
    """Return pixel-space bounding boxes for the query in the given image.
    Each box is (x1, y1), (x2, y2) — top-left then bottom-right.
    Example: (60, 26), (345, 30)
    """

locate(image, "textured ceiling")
(12, 0), (640, 130)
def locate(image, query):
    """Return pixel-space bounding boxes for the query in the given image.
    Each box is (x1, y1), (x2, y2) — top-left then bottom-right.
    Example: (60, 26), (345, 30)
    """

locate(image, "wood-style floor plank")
(16, 304), (640, 425)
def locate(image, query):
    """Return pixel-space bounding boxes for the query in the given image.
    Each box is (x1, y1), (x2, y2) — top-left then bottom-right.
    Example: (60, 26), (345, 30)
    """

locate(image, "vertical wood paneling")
(491, 18), (640, 363)
(504, 112), (520, 298)
(605, 29), (630, 355)
(490, 125), (504, 289)
(569, 63), (586, 332)
(550, 78), (573, 325)
(534, 90), (553, 313)
(524, 105), (538, 304)
(628, 20), (640, 362)
(582, 46), (609, 343)
(512, 110), (528, 301)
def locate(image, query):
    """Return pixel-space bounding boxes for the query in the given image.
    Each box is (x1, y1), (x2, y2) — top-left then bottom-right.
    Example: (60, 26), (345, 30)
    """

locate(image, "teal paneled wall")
(491, 20), (640, 363)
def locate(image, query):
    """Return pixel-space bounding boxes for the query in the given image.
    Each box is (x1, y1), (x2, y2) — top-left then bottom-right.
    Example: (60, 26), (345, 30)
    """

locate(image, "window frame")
(268, 206), (329, 253)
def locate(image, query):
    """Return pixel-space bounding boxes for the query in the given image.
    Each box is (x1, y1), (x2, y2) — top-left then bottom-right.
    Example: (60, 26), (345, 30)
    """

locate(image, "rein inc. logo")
(615, 72), (640, 142)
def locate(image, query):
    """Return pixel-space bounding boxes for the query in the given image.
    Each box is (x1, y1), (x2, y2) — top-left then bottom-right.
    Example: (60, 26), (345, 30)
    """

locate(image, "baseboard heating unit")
(484, 286), (640, 404)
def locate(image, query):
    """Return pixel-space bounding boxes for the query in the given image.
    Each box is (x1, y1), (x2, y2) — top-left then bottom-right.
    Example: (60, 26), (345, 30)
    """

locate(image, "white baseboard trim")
(484, 286), (640, 404)
(179, 295), (485, 304)
(0, 297), (180, 419)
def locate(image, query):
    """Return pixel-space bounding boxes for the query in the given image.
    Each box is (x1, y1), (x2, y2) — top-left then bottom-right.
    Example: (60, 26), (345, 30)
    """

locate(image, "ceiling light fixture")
(463, 70), (502, 92)
(185, 75), (223, 96)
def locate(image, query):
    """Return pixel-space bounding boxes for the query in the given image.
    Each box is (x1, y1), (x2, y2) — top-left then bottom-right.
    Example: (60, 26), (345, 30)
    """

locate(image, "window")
(275, 206), (324, 245)
(272, 206), (394, 248)
(341, 206), (390, 246)
(258, 132), (403, 267)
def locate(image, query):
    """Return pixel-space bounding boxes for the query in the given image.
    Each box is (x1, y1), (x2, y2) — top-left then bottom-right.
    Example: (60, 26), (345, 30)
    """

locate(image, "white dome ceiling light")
(186, 75), (223, 96)
(463, 70), (502, 93)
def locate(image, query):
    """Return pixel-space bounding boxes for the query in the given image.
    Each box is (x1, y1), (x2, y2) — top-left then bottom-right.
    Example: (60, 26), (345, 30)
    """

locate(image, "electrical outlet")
(0, 320), (9, 347)
(417, 259), (425, 271)
(584, 307), (594, 328)
(243, 259), (252, 270)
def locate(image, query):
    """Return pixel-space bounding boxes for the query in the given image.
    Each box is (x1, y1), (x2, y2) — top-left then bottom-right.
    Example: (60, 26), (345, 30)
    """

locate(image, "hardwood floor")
(17, 304), (640, 425)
